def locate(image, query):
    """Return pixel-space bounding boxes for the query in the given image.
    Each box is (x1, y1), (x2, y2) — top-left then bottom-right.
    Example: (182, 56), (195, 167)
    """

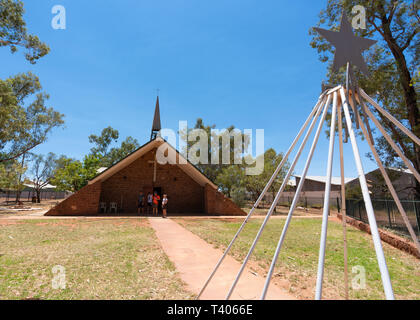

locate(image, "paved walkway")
(148, 217), (295, 300)
(1, 214), (322, 220)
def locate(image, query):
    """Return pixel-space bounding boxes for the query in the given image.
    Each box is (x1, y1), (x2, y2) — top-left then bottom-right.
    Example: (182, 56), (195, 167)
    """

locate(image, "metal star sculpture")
(314, 12), (376, 76)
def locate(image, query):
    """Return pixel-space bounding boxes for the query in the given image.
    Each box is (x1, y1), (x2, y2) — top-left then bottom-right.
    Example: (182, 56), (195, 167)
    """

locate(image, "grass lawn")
(0, 218), (193, 300)
(175, 217), (420, 300)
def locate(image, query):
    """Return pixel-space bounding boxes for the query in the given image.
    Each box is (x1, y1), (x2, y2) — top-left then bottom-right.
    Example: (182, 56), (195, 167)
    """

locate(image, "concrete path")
(148, 217), (295, 300)
(1, 214), (322, 220)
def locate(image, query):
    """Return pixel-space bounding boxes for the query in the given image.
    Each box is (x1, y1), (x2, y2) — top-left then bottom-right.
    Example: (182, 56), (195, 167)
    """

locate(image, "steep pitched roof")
(151, 96), (161, 132)
(88, 138), (217, 189)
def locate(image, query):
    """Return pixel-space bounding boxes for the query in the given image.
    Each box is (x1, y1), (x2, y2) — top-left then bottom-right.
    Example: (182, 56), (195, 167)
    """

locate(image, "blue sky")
(0, 0), (380, 178)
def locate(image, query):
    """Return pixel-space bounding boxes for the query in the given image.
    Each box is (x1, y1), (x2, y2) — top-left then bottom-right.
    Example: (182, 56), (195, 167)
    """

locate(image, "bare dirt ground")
(0, 199), (62, 217)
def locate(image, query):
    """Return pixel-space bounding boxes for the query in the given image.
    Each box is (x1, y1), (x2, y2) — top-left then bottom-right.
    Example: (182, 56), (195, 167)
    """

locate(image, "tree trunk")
(15, 153), (27, 203)
(379, 13), (420, 198)
(36, 189), (41, 203)
(15, 190), (21, 203)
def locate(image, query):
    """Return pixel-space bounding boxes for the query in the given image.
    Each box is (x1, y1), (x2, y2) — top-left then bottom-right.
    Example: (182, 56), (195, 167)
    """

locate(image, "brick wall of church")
(204, 184), (246, 216)
(45, 182), (102, 216)
(46, 147), (246, 216)
(100, 149), (204, 214)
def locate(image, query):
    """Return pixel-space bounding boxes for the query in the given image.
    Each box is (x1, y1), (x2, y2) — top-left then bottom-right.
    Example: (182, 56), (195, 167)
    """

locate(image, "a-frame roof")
(151, 96), (161, 132)
(88, 137), (217, 189)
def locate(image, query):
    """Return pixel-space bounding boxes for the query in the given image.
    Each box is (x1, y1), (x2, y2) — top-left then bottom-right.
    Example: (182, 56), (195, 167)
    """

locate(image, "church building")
(46, 97), (245, 216)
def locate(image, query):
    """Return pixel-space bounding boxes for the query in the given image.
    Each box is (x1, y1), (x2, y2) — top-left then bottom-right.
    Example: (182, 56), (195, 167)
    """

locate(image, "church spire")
(150, 95), (161, 140)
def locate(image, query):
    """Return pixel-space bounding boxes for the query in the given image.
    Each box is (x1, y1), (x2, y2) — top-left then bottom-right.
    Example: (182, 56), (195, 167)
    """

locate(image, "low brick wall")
(45, 182), (102, 216)
(337, 213), (419, 259)
(204, 184), (246, 216)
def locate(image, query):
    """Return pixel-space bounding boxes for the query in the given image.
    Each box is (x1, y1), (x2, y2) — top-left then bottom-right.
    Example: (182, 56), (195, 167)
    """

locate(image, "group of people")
(137, 191), (168, 218)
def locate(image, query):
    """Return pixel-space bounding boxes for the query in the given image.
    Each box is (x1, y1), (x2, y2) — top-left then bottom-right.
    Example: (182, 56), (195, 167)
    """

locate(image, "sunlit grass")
(0, 219), (193, 300)
(175, 218), (420, 300)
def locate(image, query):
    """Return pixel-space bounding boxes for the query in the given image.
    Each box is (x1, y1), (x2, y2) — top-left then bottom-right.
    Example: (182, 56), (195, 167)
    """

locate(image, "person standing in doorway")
(137, 191), (145, 215)
(162, 194), (168, 218)
(152, 191), (160, 216)
(147, 192), (153, 215)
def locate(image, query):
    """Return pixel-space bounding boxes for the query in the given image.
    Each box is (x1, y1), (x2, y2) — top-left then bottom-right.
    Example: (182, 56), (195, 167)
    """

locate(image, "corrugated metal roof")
(23, 183), (56, 189)
(293, 175), (354, 185)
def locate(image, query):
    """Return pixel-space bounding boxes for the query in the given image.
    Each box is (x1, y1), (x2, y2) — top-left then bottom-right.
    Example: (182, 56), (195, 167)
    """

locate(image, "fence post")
(385, 199), (392, 228)
(358, 200), (362, 220)
(414, 200), (420, 237)
(346, 199), (349, 217)
(337, 197), (340, 213)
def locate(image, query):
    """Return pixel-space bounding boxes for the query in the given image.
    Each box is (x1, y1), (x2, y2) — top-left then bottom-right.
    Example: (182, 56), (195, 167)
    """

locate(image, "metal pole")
(357, 98), (420, 253)
(362, 97), (420, 186)
(225, 95), (330, 300)
(340, 87), (394, 300)
(315, 91), (337, 299)
(260, 93), (331, 300)
(360, 89), (420, 147)
(196, 96), (326, 300)
(338, 99), (349, 300)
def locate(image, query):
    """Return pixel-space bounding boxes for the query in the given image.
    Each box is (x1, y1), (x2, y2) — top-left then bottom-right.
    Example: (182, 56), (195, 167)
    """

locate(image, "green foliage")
(89, 126), (119, 159)
(88, 127), (140, 167)
(106, 136), (140, 166)
(0, 72), (64, 162)
(230, 186), (247, 208)
(368, 168), (404, 198)
(244, 148), (289, 202)
(51, 155), (101, 192)
(346, 185), (363, 199)
(0, 158), (26, 191)
(0, 0), (50, 63)
(179, 118), (250, 182)
(0, 2), (59, 162)
(30, 152), (58, 202)
(51, 127), (140, 191)
(180, 119), (290, 202)
(215, 165), (245, 197)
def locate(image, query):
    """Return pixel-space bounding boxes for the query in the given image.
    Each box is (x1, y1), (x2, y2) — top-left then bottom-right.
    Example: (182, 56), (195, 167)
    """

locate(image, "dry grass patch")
(0, 218), (193, 300)
(175, 217), (420, 300)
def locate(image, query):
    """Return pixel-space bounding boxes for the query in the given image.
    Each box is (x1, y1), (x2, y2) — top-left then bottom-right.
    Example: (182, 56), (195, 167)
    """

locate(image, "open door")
(153, 187), (162, 213)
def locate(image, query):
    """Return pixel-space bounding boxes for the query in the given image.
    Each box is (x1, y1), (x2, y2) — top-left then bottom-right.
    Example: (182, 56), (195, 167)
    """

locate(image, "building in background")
(346, 168), (417, 200)
(46, 97), (245, 216)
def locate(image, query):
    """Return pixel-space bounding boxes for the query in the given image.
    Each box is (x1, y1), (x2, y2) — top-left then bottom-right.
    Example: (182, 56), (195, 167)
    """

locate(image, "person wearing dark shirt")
(137, 192), (145, 215)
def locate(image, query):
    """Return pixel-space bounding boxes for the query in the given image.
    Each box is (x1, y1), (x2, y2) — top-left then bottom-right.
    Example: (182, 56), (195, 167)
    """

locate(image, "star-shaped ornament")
(314, 12), (376, 76)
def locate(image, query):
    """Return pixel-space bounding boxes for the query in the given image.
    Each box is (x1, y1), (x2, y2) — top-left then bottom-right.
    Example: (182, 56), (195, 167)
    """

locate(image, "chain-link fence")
(255, 194), (341, 210)
(247, 193), (420, 240)
(346, 199), (420, 240)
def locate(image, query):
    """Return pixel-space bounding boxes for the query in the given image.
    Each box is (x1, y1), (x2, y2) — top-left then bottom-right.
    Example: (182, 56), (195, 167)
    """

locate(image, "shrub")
(231, 187), (247, 208)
